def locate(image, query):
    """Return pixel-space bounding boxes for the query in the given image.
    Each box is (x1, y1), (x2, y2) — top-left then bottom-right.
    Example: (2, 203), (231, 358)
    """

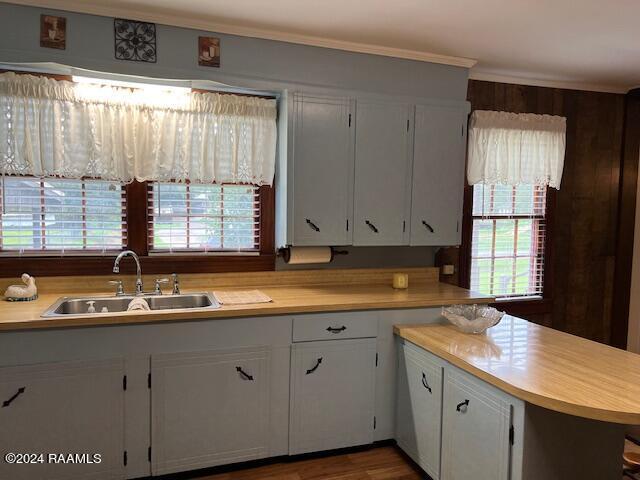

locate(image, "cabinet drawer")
(292, 312), (378, 342)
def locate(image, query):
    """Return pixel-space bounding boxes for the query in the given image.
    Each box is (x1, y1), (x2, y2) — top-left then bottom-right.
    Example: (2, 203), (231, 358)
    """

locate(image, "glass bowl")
(442, 304), (504, 334)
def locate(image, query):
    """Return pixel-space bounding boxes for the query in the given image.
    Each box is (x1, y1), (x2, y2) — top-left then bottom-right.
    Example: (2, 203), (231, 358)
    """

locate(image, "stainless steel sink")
(41, 293), (219, 317)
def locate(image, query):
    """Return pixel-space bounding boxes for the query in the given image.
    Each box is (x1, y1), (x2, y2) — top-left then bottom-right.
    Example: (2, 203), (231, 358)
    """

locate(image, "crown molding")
(4, 0), (477, 68)
(469, 69), (628, 95)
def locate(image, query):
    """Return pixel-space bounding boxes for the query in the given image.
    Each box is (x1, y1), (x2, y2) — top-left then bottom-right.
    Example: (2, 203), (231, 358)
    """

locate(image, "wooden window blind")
(0, 176), (126, 254)
(147, 182), (260, 253)
(470, 184), (547, 298)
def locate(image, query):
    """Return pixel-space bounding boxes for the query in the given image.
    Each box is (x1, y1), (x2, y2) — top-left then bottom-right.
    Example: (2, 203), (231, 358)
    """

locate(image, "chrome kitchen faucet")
(113, 250), (144, 295)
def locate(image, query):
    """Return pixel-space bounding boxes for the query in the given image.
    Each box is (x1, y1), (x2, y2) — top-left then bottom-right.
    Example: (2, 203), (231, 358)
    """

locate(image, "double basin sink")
(42, 293), (220, 318)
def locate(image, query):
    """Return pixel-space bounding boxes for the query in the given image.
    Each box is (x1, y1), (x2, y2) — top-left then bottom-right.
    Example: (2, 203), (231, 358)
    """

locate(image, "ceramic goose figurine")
(4, 273), (38, 301)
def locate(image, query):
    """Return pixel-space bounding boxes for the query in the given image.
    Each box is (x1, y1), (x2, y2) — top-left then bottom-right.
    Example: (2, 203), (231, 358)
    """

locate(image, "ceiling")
(9, 0), (640, 93)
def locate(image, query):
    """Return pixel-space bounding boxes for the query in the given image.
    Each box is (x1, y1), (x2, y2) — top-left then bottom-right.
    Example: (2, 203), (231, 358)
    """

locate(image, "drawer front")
(292, 311), (378, 342)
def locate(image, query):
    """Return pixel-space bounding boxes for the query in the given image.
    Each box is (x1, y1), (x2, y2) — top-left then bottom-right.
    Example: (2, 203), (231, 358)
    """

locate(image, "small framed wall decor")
(40, 14), (66, 50)
(198, 36), (220, 67)
(114, 18), (157, 63)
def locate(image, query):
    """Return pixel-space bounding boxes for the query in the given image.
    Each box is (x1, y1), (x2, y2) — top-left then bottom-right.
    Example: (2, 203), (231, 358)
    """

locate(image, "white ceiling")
(9, 0), (640, 93)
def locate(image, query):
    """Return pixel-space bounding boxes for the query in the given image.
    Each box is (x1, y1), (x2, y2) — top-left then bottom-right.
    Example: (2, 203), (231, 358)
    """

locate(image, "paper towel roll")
(283, 247), (333, 265)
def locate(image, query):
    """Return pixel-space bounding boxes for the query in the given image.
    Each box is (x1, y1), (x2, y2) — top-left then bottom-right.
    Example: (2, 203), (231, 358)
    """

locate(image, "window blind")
(148, 183), (260, 253)
(0, 176), (126, 254)
(470, 184), (547, 298)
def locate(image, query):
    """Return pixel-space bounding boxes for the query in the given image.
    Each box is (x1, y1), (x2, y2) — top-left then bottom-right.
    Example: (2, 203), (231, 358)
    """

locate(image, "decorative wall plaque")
(40, 15), (66, 50)
(114, 18), (157, 63)
(198, 36), (220, 67)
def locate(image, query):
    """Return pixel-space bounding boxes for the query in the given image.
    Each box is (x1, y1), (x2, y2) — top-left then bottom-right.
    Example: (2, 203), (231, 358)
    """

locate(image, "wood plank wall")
(446, 80), (629, 345)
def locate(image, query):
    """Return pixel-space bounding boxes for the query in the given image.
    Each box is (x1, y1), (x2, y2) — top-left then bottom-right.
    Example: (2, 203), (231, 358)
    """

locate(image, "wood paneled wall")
(460, 80), (629, 345)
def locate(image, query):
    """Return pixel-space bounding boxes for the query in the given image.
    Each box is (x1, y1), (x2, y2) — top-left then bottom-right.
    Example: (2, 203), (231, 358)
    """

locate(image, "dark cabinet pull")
(422, 221), (435, 233)
(306, 218), (320, 232)
(236, 366), (254, 381)
(306, 357), (323, 375)
(365, 220), (379, 233)
(456, 399), (470, 412)
(326, 326), (347, 334)
(421, 372), (432, 393)
(2, 387), (25, 408)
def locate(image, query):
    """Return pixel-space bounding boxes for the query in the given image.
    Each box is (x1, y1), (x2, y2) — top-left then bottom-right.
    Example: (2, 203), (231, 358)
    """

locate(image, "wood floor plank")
(193, 447), (424, 480)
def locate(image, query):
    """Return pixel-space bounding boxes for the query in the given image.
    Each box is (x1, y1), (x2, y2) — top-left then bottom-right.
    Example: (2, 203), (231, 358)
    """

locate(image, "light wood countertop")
(395, 317), (640, 425)
(0, 268), (492, 331)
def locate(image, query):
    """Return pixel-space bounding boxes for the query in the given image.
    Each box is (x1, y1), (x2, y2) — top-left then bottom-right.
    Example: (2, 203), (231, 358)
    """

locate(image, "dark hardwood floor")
(184, 446), (425, 480)
(172, 443), (635, 480)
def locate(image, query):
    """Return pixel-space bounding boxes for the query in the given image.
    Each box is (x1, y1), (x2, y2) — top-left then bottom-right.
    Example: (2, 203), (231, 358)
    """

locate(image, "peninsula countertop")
(395, 316), (640, 425)
(0, 268), (492, 331)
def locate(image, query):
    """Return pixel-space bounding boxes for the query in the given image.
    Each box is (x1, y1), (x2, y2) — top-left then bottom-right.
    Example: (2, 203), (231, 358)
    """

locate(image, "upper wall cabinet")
(353, 100), (413, 246)
(290, 94), (355, 246)
(410, 104), (468, 246)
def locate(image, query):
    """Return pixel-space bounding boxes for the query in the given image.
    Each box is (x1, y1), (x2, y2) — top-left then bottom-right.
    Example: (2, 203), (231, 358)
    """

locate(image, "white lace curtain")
(467, 110), (566, 189)
(0, 72), (277, 185)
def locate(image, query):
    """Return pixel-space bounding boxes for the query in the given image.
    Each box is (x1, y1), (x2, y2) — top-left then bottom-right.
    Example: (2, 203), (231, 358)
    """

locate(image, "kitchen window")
(465, 110), (565, 304)
(0, 176), (126, 254)
(0, 70), (277, 275)
(148, 182), (260, 253)
(469, 184), (547, 298)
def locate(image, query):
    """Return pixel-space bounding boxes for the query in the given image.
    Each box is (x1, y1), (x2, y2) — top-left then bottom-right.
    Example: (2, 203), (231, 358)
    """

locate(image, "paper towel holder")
(278, 247), (349, 263)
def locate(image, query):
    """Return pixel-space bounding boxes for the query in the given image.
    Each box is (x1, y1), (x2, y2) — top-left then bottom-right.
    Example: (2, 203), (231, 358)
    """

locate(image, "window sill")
(490, 297), (553, 316)
(0, 253), (276, 277)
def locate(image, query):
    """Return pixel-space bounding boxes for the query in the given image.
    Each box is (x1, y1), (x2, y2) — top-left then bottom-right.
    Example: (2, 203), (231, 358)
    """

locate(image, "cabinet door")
(353, 100), (412, 245)
(396, 341), (443, 479)
(151, 347), (271, 475)
(410, 104), (467, 246)
(292, 94), (354, 246)
(290, 338), (376, 454)
(0, 359), (125, 480)
(441, 368), (512, 480)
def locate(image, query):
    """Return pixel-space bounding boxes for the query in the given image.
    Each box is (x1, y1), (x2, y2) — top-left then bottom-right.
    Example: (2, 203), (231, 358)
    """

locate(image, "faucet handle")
(172, 273), (180, 295)
(154, 278), (170, 295)
(108, 280), (125, 296)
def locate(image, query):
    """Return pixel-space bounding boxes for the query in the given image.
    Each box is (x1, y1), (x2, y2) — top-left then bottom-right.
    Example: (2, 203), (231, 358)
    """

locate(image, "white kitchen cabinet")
(441, 366), (512, 480)
(151, 346), (272, 475)
(410, 104), (468, 246)
(353, 100), (413, 246)
(396, 340), (443, 480)
(0, 358), (125, 480)
(290, 94), (355, 246)
(375, 308), (443, 441)
(289, 338), (377, 454)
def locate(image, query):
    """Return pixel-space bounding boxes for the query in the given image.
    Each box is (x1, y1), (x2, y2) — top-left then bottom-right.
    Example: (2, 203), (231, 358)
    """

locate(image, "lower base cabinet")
(151, 346), (272, 475)
(396, 340), (626, 480)
(396, 340), (514, 480)
(395, 340), (443, 480)
(0, 358), (126, 480)
(441, 367), (512, 480)
(289, 338), (377, 454)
